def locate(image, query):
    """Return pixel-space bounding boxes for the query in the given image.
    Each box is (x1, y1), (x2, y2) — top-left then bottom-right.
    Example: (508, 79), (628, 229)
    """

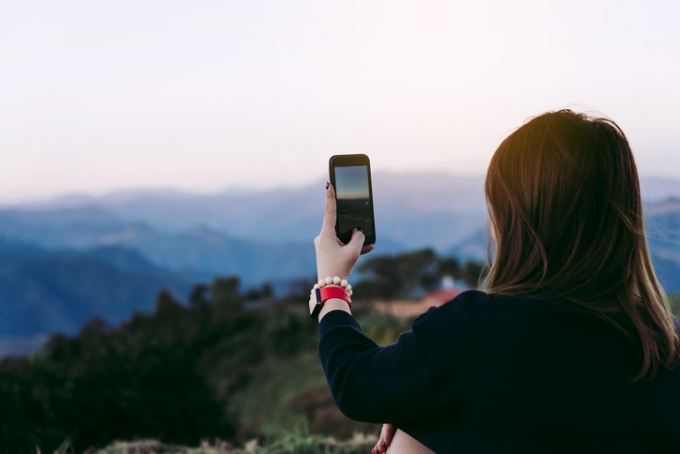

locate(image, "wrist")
(309, 281), (352, 320)
(315, 276), (353, 294)
(317, 298), (351, 322)
(317, 273), (349, 282)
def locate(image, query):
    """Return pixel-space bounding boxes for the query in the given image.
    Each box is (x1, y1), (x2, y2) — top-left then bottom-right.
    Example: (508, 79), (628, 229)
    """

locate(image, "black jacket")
(318, 290), (680, 453)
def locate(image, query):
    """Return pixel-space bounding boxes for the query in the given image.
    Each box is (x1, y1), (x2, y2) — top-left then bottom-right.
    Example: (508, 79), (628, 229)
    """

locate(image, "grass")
(89, 433), (377, 454)
(224, 309), (412, 442)
(228, 352), (328, 439)
(670, 294), (680, 319)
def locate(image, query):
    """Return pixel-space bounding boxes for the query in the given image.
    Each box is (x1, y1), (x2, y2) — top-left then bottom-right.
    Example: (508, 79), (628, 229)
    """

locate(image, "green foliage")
(461, 261), (489, 289)
(670, 294), (680, 319)
(0, 276), (320, 454)
(91, 433), (378, 454)
(356, 248), (437, 299)
(0, 271), (413, 453)
(356, 249), (487, 299)
(437, 257), (461, 279)
(228, 353), (325, 434)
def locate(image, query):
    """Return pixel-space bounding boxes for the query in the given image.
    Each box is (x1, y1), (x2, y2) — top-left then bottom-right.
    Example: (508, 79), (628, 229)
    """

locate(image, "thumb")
(347, 228), (365, 255)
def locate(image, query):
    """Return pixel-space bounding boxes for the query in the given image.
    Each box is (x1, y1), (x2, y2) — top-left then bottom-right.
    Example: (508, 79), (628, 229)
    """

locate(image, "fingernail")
(326, 182), (329, 190)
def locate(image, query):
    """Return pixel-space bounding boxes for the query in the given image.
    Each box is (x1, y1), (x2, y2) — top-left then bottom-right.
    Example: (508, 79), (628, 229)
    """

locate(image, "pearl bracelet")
(312, 276), (352, 296)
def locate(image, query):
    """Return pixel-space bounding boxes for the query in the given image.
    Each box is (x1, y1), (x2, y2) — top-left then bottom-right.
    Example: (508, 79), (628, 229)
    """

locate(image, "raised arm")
(318, 309), (446, 425)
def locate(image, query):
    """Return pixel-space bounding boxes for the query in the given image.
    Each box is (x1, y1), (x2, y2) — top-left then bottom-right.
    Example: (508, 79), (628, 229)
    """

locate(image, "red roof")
(423, 289), (463, 305)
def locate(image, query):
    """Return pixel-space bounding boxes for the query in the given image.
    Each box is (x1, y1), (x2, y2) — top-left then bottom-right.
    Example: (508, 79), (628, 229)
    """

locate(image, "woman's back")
(404, 291), (680, 452)
(319, 290), (680, 453)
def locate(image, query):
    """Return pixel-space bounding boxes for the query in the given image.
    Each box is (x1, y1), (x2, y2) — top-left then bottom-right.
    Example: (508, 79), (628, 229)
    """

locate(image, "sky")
(1, 0), (679, 203)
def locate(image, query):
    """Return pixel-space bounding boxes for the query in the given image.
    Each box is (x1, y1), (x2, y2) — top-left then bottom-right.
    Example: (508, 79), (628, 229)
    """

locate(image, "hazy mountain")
(0, 211), (317, 285)
(2, 172), (680, 278)
(0, 240), (192, 338)
(646, 198), (680, 261)
(640, 178), (680, 205)
(13, 172), (679, 250)
(450, 197), (680, 293)
(12, 172), (487, 251)
(0, 172), (679, 357)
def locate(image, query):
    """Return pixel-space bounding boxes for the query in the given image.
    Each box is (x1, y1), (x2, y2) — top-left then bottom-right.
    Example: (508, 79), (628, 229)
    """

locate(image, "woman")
(312, 110), (680, 453)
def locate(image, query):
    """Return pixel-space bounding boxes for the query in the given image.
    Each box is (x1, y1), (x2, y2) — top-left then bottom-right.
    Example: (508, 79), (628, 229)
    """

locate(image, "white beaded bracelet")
(312, 276), (352, 296)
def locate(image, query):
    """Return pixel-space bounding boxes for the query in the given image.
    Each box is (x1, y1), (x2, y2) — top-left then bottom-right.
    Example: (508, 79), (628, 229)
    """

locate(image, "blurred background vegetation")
(1, 248), (678, 453)
(0, 250), (486, 454)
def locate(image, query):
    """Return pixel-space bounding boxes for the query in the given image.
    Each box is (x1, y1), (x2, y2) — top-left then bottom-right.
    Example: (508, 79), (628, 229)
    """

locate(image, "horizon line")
(2, 171), (680, 208)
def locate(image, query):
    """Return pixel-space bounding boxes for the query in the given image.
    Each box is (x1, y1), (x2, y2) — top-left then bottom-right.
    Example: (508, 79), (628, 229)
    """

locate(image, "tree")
(188, 283), (210, 308)
(395, 248), (437, 296)
(437, 257), (461, 280)
(357, 255), (401, 300)
(357, 248), (437, 300)
(210, 276), (242, 313)
(462, 261), (488, 288)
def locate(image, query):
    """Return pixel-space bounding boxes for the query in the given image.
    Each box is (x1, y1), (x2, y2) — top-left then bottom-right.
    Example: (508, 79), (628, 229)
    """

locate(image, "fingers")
(360, 244), (374, 255)
(321, 183), (337, 234)
(383, 424), (396, 446)
(373, 439), (387, 454)
(373, 423), (393, 454)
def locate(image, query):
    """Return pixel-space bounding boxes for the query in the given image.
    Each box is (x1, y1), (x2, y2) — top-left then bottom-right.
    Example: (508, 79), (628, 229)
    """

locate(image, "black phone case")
(329, 154), (376, 246)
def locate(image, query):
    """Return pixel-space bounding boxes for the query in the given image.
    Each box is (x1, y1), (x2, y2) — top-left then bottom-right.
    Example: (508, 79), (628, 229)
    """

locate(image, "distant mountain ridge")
(0, 172), (679, 353)
(0, 210), (317, 284)
(6, 172), (488, 250)
(8, 172), (679, 248)
(0, 239), (191, 338)
(2, 172), (680, 276)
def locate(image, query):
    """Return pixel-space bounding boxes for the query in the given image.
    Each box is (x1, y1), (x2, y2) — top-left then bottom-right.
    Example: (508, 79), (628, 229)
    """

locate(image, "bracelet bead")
(313, 276), (353, 296)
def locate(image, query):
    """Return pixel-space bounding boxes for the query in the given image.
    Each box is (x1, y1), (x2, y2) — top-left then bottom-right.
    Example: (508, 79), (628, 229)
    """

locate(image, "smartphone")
(329, 154), (376, 245)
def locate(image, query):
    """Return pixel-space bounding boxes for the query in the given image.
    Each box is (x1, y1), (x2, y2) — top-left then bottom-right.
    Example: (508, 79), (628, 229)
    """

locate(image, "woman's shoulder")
(411, 289), (585, 337)
(413, 289), (519, 324)
(410, 290), (498, 339)
(417, 288), (588, 316)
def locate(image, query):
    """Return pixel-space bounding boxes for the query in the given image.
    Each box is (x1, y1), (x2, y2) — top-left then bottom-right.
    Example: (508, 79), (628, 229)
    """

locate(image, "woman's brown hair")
(484, 109), (678, 381)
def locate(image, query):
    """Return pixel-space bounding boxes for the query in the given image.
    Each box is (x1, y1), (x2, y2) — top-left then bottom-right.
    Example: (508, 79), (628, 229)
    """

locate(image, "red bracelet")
(309, 285), (352, 319)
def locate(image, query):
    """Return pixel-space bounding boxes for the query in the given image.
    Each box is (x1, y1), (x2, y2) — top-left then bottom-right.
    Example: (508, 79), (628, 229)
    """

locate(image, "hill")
(0, 210), (317, 284)
(0, 240), (191, 341)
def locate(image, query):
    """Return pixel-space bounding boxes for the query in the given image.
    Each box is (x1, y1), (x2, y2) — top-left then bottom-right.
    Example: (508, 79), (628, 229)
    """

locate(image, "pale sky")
(1, 0), (679, 202)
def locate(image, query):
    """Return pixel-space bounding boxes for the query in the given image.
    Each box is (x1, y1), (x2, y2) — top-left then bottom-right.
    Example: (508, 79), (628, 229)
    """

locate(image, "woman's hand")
(314, 183), (374, 281)
(372, 423), (396, 454)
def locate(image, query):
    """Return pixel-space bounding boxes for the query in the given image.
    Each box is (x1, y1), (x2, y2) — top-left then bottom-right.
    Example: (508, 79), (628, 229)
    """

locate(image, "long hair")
(484, 109), (678, 381)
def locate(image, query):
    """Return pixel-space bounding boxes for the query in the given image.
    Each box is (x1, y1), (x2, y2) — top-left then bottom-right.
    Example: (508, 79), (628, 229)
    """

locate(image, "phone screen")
(333, 165), (374, 238)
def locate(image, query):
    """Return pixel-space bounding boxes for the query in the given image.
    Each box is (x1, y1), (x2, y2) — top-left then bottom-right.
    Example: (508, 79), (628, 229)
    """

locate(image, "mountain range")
(1, 172), (679, 354)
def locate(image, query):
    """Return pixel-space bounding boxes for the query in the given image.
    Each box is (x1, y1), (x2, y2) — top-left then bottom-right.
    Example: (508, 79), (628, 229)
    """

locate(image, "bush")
(0, 277), (320, 454)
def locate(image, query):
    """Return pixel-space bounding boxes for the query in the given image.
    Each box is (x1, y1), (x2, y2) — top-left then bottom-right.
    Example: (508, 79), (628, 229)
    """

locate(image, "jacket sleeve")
(317, 308), (446, 425)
